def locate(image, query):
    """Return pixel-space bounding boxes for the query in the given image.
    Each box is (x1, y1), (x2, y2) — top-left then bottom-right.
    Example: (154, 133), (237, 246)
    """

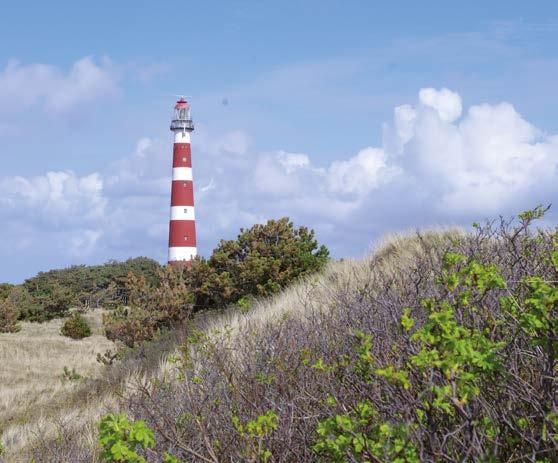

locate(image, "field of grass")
(0, 311), (116, 459)
(0, 308), (179, 462)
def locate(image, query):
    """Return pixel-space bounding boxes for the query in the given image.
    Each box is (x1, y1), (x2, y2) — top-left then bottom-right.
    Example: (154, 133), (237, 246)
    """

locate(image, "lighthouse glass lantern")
(170, 98), (194, 132)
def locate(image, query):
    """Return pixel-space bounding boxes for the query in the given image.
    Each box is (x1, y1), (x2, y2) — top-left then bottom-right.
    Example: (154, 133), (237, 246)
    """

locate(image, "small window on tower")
(184, 208), (188, 213)
(184, 236), (188, 241)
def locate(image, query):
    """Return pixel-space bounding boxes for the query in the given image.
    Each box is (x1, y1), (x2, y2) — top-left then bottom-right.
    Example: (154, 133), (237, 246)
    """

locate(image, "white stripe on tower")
(168, 98), (197, 264)
(172, 167), (193, 181)
(170, 206), (195, 221)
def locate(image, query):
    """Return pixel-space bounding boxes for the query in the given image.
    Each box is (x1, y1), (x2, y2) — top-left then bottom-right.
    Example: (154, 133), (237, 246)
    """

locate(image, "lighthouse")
(168, 98), (197, 264)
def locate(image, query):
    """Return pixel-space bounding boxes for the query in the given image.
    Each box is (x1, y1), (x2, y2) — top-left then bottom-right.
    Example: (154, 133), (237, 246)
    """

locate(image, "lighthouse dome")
(175, 98), (189, 110)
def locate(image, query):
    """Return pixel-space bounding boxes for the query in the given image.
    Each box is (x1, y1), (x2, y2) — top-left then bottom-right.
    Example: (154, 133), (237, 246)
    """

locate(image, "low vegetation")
(60, 313), (92, 340)
(0, 310), (179, 462)
(102, 208), (554, 463)
(103, 218), (330, 347)
(2, 210), (557, 462)
(1, 257), (161, 325)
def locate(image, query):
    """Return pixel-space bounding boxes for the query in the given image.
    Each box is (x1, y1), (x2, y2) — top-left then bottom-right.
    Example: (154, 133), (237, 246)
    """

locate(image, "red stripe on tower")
(168, 98), (197, 264)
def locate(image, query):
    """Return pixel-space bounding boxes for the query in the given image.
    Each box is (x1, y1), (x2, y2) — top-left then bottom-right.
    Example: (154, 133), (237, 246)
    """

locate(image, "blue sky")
(1, 1), (558, 282)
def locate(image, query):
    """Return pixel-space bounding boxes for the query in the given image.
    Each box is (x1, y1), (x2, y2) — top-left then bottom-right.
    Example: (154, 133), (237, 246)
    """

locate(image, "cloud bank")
(0, 57), (118, 115)
(1, 87), (557, 281)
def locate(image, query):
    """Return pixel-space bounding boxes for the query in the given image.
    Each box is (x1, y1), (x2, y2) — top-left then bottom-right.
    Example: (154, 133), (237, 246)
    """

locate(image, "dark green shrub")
(39, 283), (74, 321)
(18, 282), (73, 322)
(184, 217), (329, 310)
(60, 313), (92, 339)
(18, 257), (161, 321)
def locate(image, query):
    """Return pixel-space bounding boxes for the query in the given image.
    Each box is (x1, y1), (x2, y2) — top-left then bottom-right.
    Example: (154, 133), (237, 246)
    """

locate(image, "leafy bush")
(97, 413), (185, 463)
(60, 313), (92, 339)
(98, 413), (155, 463)
(97, 411), (279, 463)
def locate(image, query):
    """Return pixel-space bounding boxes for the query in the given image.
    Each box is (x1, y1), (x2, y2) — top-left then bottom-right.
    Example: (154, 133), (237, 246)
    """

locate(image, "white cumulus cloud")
(0, 170), (106, 226)
(418, 87), (462, 123)
(388, 88), (558, 214)
(327, 147), (398, 196)
(0, 56), (119, 115)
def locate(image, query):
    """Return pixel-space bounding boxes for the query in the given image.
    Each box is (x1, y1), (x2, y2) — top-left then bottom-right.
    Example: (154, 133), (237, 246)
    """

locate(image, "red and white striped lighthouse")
(168, 98), (197, 264)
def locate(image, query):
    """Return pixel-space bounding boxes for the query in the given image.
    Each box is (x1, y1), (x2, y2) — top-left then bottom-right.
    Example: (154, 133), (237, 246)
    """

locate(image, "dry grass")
(0, 309), (178, 462)
(196, 228), (464, 344)
(0, 311), (116, 459)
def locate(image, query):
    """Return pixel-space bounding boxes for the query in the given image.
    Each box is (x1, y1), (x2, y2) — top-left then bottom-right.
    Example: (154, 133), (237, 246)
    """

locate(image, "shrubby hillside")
(102, 217), (330, 348)
(19, 208), (558, 462)
(0, 257), (161, 327)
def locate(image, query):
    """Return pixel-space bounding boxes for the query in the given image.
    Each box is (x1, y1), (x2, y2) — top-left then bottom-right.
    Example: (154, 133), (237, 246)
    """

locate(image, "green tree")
(187, 217), (329, 309)
(37, 282), (74, 321)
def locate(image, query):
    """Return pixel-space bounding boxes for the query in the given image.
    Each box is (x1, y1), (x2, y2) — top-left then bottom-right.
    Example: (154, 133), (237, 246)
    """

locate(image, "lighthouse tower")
(168, 98), (197, 264)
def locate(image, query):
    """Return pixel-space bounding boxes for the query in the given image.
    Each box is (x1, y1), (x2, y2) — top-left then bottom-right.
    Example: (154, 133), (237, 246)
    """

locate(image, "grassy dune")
(1, 231), (439, 460)
(1, 230), (466, 461)
(3, 222), (556, 461)
(120, 224), (556, 462)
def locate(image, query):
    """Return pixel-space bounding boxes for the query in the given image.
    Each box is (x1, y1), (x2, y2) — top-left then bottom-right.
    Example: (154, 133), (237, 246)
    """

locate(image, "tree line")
(1, 218), (330, 338)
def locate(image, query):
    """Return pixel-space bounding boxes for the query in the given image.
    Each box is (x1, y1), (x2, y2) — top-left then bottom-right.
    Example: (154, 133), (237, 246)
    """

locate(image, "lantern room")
(170, 98), (194, 132)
